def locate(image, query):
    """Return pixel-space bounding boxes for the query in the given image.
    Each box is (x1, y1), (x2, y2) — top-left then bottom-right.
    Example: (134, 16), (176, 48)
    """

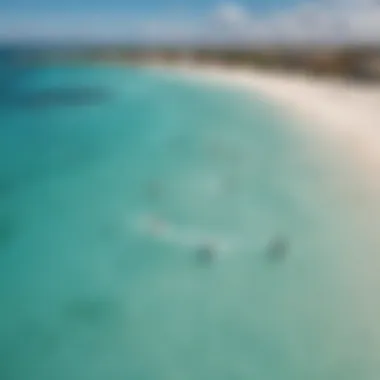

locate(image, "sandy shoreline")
(155, 64), (380, 353)
(153, 63), (380, 177)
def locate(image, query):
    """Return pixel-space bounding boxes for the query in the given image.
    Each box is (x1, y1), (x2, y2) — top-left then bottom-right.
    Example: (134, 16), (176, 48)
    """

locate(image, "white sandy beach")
(160, 63), (380, 180)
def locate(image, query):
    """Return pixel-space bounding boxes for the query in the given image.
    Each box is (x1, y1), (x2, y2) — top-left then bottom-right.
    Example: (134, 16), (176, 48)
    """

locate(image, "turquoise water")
(1, 65), (380, 380)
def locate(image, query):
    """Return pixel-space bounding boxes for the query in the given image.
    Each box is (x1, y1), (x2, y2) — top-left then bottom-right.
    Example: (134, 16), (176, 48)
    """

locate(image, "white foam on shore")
(153, 64), (380, 177)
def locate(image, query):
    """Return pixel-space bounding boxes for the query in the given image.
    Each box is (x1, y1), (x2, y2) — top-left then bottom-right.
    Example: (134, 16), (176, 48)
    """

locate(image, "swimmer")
(266, 235), (289, 261)
(195, 242), (217, 265)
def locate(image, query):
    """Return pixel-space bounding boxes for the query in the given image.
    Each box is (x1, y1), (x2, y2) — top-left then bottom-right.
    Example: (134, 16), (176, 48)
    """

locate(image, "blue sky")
(1, 0), (380, 44)
(0, 0), (301, 13)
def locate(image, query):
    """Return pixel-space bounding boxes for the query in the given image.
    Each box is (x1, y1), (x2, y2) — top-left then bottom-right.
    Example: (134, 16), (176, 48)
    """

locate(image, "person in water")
(266, 235), (289, 261)
(196, 242), (216, 264)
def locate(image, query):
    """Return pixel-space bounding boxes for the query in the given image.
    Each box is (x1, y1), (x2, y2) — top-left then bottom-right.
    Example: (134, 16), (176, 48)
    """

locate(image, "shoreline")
(152, 63), (380, 178)
(154, 64), (380, 343)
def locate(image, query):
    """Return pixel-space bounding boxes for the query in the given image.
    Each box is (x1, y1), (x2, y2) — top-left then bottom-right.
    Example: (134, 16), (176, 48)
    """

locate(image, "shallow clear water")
(1, 64), (380, 380)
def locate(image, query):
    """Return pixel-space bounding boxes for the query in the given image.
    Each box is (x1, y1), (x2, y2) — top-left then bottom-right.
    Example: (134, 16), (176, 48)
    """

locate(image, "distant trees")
(17, 44), (380, 82)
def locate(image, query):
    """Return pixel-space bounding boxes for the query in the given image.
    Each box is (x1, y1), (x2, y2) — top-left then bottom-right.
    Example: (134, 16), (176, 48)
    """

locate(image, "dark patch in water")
(64, 296), (121, 326)
(195, 244), (215, 266)
(265, 236), (289, 262)
(1, 86), (114, 108)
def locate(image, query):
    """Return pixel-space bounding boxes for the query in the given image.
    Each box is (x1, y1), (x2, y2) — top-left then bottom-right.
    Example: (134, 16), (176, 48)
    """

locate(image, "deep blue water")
(1, 63), (380, 380)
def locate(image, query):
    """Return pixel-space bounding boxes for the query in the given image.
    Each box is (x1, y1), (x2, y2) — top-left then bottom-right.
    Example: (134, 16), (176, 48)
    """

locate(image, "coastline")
(152, 63), (380, 351)
(152, 63), (380, 177)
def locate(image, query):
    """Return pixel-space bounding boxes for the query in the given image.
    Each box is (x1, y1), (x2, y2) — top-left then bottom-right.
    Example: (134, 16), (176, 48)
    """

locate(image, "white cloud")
(213, 3), (250, 26)
(1, 1), (380, 45)
(208, 0), (380, 45)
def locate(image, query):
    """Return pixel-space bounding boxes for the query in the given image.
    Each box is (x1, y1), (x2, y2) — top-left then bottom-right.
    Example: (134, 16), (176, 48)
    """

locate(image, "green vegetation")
(11, 44), (380, 81)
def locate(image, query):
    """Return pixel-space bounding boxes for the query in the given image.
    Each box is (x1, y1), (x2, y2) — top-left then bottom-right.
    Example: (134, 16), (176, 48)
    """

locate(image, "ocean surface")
(1, 63), (380, 380)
